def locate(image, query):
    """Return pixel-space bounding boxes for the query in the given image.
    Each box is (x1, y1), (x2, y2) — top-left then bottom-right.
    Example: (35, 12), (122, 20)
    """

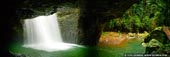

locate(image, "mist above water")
(23, 13), (83, 52)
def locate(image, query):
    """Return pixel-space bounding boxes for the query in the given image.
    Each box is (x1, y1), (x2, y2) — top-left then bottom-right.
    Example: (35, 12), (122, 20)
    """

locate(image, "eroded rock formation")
(78, 0), (140, 45)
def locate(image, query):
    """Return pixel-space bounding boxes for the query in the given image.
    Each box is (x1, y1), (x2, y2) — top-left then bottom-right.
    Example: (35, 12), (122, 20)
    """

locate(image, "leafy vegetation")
(104, 0), (165, 33)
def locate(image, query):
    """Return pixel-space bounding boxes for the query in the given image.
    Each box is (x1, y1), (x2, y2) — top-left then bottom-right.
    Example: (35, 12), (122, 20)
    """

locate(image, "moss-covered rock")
(143, 27), (170, 54)
(57, 6), (80, 43)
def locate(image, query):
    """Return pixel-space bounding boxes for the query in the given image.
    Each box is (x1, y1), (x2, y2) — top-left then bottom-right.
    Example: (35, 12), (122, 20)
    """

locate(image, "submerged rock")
(10, 51), (28, 57)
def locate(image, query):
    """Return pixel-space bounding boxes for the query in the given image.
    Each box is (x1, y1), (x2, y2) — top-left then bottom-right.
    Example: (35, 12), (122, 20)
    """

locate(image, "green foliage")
(105, 0), (165, 32)
(162, 0), (170, 26)
(144, 39), (164, 47)
(118, 30), (121, 35)
(143, 27), (170, 54)
(101, 32), (107, 35)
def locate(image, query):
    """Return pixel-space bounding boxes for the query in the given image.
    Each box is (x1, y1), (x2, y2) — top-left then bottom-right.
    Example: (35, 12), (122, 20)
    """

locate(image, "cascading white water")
(23, 13), (83, 52)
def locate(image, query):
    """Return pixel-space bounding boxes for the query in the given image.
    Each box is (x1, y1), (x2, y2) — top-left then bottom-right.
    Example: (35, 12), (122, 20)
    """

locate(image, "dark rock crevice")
(78, 0), (141, 45)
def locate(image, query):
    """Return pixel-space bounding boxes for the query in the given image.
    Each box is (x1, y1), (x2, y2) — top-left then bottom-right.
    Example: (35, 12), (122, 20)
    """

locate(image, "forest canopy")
(104, 0), (169, 33)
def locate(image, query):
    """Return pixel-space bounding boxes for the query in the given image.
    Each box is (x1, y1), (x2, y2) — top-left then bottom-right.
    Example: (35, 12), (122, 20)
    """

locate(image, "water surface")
(9, 40), (144, 57)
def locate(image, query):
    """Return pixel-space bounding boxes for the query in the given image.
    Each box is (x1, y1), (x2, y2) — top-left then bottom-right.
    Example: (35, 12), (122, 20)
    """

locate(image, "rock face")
(78, 0), (140, 45)
(15, 0), (79, 44)
(16, 0), (78, 19)
(57, 7), (80, 43)
(15, 0), (140, 46)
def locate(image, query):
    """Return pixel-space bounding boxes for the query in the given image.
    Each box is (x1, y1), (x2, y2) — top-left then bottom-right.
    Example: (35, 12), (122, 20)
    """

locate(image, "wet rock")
(10, 52), (28, 57)
(143, 27), (170, 54)
(57, 6), (80, 43)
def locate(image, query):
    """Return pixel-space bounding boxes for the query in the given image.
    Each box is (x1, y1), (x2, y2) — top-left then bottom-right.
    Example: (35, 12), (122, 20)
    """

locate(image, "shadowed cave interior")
(3, 0), (170, 57)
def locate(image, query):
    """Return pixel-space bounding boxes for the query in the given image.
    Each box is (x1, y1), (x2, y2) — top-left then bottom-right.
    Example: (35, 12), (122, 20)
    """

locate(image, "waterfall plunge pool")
(9, 13), (144, 57)
(22, 13), (84, 52)
(9, 40), (144, 57)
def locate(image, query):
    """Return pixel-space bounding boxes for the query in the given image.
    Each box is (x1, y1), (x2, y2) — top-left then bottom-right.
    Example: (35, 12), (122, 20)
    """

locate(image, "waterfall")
(23, 13), (83, 52)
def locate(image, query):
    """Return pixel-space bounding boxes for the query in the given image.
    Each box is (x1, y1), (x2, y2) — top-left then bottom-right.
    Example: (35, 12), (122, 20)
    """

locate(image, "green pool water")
(9, 40), (145, 57)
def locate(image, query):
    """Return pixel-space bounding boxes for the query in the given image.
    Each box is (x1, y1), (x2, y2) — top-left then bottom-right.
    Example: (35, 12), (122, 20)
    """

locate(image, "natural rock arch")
(78, 0), (140, 45)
